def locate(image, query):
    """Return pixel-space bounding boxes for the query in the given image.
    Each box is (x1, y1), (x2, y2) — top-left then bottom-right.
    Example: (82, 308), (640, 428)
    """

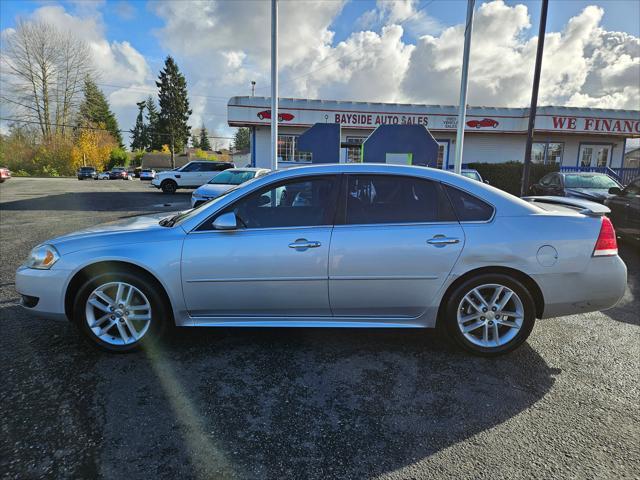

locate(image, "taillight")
(593, 216), (618, 257)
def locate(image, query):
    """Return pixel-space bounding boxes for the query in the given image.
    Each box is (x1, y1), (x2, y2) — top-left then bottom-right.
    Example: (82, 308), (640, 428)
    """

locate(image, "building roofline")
(228, 95), (640, 115)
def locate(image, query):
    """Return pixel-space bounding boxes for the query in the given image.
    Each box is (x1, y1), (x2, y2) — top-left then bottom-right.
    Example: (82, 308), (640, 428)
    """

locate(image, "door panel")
(329, 224), (464, 317)
(182, 227), (332, 316)
(182, 174), (340, 317)
(328, 174), (464, 318)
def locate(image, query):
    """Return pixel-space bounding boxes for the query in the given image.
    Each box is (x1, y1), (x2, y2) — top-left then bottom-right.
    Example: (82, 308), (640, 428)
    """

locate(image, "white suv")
(151, 161), (234, 193)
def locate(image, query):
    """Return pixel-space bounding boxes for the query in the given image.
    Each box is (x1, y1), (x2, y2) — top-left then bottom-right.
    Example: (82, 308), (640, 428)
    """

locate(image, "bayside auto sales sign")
(228, 98), (640, 136)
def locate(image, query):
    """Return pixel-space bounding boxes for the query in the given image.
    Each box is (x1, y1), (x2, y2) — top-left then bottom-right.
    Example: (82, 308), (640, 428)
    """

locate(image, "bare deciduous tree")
(1, 19), (93, 139)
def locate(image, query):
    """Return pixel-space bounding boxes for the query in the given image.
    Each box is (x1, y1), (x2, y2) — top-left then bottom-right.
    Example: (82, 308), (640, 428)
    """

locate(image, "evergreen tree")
(199, 124), (212, 151)
(130, 100), (148, 151)
(232, 127), (250, 151)
(78, 77), (123, 147)
(191, 133), (200, 149)
(156, 56), (191, 167)
(145, 96), (162, 152)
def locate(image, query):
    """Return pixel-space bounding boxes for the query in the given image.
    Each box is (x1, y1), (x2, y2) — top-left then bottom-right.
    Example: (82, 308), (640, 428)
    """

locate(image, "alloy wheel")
(85, 281), (152, 345)
(456, 283), (524, 348)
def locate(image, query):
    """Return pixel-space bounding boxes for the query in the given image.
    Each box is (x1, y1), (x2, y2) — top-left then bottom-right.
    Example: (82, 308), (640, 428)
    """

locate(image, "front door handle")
(288, 239), (322, 249)
(427, 236), (460, 246)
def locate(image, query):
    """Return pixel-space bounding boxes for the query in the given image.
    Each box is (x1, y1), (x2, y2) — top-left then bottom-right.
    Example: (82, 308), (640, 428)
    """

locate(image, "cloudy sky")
(1, 0), (639, 147)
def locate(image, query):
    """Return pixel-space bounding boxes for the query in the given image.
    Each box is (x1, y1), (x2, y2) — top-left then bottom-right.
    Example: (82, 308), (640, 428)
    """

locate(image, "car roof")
(561, 171), (610, 176)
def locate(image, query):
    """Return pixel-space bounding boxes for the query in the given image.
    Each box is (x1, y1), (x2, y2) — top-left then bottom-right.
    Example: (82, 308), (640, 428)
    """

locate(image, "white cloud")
(400, 2), (640, 110)
(151, 0), (638, 146)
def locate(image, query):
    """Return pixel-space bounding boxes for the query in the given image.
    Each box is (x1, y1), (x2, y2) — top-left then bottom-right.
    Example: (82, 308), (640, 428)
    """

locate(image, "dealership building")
(228, 96), (640, 172)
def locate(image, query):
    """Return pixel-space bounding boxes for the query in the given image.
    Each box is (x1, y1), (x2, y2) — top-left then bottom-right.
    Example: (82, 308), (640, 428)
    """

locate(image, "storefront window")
(277, 135), (312, 163)
(579, 144), (611, 167)
(533, 141), (564, 164)
(532, 143), (546, 163)
(345, 137), (365, 163)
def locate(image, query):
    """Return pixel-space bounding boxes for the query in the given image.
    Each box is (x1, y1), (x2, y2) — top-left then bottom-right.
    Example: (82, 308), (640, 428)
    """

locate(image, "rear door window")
(344, 175), (456, 225)
(442, 184), (494, 222)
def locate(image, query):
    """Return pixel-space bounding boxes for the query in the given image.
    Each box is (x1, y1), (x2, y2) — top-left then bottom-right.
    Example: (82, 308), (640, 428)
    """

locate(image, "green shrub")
(106, 147), (129, 170)
(466, 162), (560, 196)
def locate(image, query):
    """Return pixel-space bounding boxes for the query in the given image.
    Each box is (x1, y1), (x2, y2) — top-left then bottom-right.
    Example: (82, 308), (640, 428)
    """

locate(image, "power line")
(0, 117), (234, 139)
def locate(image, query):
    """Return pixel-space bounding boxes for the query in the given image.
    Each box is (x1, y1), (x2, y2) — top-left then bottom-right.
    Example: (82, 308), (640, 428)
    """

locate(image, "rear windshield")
(564, 174), (618, 189)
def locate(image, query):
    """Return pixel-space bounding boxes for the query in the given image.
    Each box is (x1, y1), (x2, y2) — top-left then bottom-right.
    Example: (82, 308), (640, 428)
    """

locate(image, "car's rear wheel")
(161, 180), (177, 194)
(443, 273), (535, 356)
(72, 271), (169, 353)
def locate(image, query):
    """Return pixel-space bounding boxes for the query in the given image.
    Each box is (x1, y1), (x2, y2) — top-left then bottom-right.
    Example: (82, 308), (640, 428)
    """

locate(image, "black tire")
(161, 180), (177, 194)
(72, 270), (170, 353)
(442, 273), (536, 356)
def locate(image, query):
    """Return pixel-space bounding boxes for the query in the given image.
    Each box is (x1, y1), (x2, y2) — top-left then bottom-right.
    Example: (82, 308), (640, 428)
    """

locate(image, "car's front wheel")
(72, 271), (169, 352)
(443, 273), (535, 356)
(161, 180), (177, 194)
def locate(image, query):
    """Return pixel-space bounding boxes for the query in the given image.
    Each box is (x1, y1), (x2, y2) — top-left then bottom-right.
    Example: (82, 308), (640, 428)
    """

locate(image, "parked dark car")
(109, 167), (129, 180)
(605, 177), (640, 242)
(530, 172), (622, 203)
(460, 169), (489, 183)
(77, 166), (97, 180)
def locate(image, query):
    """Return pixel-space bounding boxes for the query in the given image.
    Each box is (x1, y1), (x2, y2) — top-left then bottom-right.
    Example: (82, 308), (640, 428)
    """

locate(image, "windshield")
(564, 174), (619, 189)
(462, 171), (480, 181)
(209, 170), (256, 185)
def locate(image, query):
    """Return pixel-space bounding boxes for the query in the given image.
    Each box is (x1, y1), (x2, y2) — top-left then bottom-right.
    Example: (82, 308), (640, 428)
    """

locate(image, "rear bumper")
(535, 255), (627, 318)
(15, 266), (70, 320)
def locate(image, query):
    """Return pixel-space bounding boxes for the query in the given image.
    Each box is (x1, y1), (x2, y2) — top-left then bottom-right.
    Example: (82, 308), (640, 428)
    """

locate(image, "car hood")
(194, 183), (234, 197)
(47, 212), (182, 255)
(564, 188), (611, 203)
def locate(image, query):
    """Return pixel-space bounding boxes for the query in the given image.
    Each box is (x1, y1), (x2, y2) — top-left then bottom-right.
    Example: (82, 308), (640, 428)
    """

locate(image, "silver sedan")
(16, 163), (627, 356)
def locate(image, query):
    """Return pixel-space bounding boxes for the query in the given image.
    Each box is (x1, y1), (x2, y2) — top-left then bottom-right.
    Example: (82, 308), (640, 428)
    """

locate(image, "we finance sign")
(548, 116), (640, 135)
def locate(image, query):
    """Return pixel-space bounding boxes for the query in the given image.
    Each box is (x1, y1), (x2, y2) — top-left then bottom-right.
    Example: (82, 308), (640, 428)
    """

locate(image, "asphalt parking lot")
(1, 177), (639, 480)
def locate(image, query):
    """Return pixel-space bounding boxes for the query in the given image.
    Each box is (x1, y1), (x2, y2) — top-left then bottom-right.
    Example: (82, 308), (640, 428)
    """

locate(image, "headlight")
(24, 244), (60, 269)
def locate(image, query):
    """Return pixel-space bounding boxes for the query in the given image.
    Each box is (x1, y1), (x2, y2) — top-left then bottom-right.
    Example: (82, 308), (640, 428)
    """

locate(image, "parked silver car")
(15, 164), (627, 356)
(191, 167), (271, 208)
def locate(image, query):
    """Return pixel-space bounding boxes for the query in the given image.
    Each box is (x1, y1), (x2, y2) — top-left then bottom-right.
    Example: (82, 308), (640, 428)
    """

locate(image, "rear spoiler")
(522, 196), (610, 216)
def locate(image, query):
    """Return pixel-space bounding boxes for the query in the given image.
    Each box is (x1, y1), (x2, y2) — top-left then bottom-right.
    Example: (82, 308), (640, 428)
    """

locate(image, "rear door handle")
(427, 236), (460, 246)
(288, 239), (322, 249)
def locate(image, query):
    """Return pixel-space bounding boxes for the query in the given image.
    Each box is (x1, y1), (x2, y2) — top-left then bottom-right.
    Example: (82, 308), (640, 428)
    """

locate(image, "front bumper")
(15, 266), (71, 320)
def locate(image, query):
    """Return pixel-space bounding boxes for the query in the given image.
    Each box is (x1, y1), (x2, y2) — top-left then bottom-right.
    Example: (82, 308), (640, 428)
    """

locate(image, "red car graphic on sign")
(466, 118), (499, 128)
(257, 110), (295, 122)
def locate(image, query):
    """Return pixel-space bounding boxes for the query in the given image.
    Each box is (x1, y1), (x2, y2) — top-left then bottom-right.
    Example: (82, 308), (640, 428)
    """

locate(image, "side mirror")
(212, 212), (237, 230)
(484, 179), (490, 185)
(608, 187), (622, 195)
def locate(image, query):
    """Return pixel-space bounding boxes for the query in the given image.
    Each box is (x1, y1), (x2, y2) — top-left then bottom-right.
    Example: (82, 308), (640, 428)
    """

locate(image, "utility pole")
(520, 0), (549, 196)
(453, 0), (475, 175)
(270, 0), (279, 171)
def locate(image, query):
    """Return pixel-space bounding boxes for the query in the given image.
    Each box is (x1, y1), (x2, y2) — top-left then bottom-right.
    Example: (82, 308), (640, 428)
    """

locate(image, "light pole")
(453, 0), (475, 175)
(270, 0), (278, 171)
(520, 0), (549, 196)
